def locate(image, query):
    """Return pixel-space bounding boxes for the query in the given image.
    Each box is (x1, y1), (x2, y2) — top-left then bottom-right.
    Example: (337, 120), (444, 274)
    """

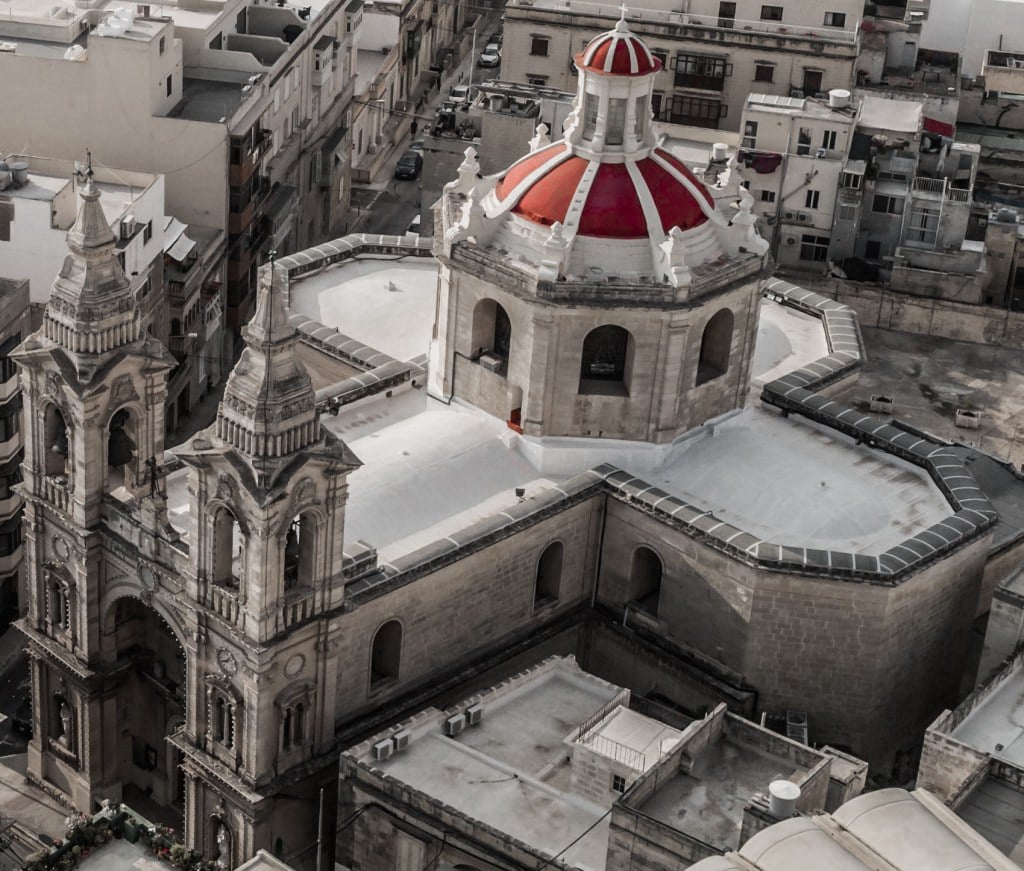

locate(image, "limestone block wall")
(438, 258), (761, 443)
(595, 494), (989, 769)
(332, 497), (603, 727)
(978, 581), (1024, 682)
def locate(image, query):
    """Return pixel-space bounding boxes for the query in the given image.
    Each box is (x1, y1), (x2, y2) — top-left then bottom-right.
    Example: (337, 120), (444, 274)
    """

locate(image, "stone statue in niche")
(57, 699), (71, 747)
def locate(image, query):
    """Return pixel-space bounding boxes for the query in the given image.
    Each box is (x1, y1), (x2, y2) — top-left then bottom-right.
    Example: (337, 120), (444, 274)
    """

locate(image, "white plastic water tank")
(768, 779), (801, 818)
(711, 142), (729, 161)
(828, 88), (851, 109)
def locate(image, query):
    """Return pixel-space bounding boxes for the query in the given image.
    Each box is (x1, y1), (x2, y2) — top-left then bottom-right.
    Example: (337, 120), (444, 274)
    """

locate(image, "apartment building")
(0, 277), (29, 623)
(0, 154), (226, 433)
(738, 89), (984, 298)
(0, 0), (359, 341)
(500, 0), (862, 133)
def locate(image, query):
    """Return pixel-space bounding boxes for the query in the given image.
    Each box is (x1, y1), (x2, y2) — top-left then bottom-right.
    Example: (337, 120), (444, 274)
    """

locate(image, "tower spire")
(41, 154), (140, 361)
(214, 260), (319, 483)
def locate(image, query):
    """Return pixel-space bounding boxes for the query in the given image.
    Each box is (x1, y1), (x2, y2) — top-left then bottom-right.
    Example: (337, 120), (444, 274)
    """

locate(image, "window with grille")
(612, 774), (627, 793)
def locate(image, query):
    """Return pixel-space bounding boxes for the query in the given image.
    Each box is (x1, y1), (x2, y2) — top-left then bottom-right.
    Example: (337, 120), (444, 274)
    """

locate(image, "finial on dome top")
(616, 1), (629, 29)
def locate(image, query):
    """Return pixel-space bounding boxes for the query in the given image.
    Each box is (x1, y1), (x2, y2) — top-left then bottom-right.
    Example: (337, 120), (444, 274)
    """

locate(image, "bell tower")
(14, 164), (175, 810)
(171, 260), (359, 867)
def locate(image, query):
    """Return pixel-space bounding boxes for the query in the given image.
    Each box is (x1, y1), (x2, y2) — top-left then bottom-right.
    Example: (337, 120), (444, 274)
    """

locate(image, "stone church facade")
(12, 22), (1009, 871)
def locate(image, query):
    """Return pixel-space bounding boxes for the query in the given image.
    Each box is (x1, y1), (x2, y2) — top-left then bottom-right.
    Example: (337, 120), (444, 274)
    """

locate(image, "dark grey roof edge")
(756, 278), (996, 581)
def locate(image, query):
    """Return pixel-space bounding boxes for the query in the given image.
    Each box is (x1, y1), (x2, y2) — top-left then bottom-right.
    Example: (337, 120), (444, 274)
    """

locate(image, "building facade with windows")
(500, 0), (862, 133)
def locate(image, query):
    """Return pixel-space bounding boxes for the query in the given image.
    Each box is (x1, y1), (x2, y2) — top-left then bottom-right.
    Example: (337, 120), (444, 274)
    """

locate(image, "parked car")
(478, 46), (501, 68)
(449, 84), (471, 105)
(394, 150), (423, 180)
(410, 139), (425, 153)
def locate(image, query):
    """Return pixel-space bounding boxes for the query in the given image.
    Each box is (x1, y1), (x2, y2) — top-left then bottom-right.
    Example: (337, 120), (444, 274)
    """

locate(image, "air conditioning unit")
(764, 215), (776, 225)
(784, 236), (797, 245)
(466, 704), (484, 726)
(782, 210), (798, 221)
(393, 729), (411, 752)
(790, 88), (804, 98)
(815, 147), (827, 158)
(444, 714), (466, 736)
(121, 215), (136, 238)
(478, 352), (505, 374)
(796, 212), (810, 222)
(373, 738), (394, 760)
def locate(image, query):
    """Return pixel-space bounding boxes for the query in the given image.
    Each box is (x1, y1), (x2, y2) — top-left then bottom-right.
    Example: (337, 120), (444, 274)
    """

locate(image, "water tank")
(711, 142), (729, 161)
(996, 208), (1018, 224)
(828, 88), (851, 109)
(9, 162), (29, 188)
(768, 779), (801, 818)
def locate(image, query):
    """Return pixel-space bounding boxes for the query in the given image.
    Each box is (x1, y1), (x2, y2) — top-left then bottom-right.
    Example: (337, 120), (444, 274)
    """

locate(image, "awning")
(163, 215), (197, 262)
(924, 116), (955, 137)
(168, 234), (197, 262)
(858, 95), (922, 134)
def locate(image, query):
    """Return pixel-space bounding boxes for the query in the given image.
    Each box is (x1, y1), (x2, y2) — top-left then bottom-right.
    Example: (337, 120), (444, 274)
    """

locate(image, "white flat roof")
(355, 660), (623, 871)
(287, 256), (438, 363)
(951, 667), (1024, 768)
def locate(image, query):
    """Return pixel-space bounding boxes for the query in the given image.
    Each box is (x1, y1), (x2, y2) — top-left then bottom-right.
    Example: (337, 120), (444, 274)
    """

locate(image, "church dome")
(494, 143), (714, 240)
(576, 21), (662, 77)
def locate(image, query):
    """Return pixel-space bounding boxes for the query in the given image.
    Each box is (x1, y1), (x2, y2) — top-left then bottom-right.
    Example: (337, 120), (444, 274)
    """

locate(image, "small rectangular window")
(760, 189), (776, 203)
(530, 35), (549, 56)
(742, 120), (758, 149)
(821, 129), (837, 150)
(823, 11), (846, 27)
(754, 63), (774, 83)
(526, 74), (548, 87)
(805, 189), (820, 209)
(796, 128), (811, 156)
(159, 36), (165, 54)
(612, 774), (627, 793)
(841, 171), (862, 189)
(761, 5), (784, 21)
(872, 194), (904, 215)
(166, 75), (173, 97)
(837, 202), (857, 221)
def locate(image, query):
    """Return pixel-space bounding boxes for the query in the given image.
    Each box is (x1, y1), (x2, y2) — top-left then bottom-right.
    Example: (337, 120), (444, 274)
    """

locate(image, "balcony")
(912, 176), (972, 203)
(983, 51), (1024, 95)
(208, 583), (245, 630)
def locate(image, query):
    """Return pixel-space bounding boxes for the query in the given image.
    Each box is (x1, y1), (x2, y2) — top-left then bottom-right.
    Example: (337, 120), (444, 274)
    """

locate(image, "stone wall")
(333, 497), (603, 727)
(796, 275), (1024, 349)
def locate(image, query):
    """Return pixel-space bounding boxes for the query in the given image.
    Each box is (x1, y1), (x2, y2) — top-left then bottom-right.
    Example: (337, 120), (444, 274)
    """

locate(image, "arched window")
(628, 546), (662, 618)
(106, 409), (136, 489)
(534, 542), (564, 608)
(283, 513), (316, 592)
(206, 681), (240, 753)
(579, 325), (633, 395)
(696, 309), (734, 386)
(471, 299), (512, 366)
(212, 507), (243, 589)
(44, 405), (69, 477)
(370, 620), (402, 689)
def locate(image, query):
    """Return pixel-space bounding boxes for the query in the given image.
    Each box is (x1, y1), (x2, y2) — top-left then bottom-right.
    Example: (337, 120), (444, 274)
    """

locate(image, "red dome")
(576, 23), (661, 77)
(495, 145), (714, 240)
